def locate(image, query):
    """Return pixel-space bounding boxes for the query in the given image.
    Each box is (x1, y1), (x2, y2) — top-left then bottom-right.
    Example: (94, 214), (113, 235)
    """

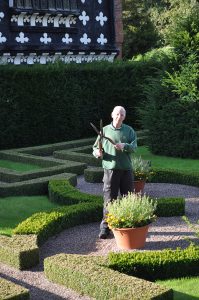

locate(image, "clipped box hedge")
(155, 197), (185, 217)
(48, 179), (185, 217)
(44, 254), (172, 300)
(84, 167), (103, 183)
(0, 162), (85, 184)
(13, 201), (102, 245)
(18, 137), (95, 156)
(0, 173), (77, 197)
(108, 244), (199, 281)
(48, 179), (103, 205)
(151, 168), (199, 187)
(0, 278), (29, 300)
(84, 166), (199, 188)
(54, 149), (101, 167)
(0, 235), (39, 270)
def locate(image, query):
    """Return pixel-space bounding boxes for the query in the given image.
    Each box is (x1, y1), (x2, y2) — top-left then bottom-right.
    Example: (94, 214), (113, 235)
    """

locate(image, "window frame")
(10, 0), (79, 15)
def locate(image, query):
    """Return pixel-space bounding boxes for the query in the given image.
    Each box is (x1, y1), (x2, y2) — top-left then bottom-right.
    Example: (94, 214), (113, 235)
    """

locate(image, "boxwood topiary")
(108, 244), (199, 281)
(0, 278), (30, 300)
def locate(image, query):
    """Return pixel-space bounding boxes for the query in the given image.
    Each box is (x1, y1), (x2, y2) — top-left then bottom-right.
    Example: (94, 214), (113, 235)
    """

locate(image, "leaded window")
(13, 0), (78, 11)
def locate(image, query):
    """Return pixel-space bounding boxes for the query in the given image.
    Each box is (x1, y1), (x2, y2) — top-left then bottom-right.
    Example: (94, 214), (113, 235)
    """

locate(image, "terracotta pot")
(133, 180), (145, 193)
(112, 225), (149, 250)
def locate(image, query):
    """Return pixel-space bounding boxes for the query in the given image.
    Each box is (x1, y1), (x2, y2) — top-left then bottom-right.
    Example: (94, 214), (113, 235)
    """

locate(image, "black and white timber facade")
(0, 0), (118, 64)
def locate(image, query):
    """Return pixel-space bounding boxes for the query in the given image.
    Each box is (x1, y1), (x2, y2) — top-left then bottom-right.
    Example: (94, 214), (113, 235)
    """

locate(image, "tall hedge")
(0, 60), (161, 150)
(139, 77), (199, 158)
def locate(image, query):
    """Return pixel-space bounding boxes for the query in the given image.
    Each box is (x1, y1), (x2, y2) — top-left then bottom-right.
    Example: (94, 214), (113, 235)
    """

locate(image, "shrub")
(0, 278), (29, 300)
(0, 61), (161, 149)
(44, 254), (172, 300)
(0, 235), (39, 269)
(108, 244), (199, 281)
(106, 193), (157, 228)
(48, 179), (103, 205)
(13, 202), (102, 245)
(156, 197), (185, 217)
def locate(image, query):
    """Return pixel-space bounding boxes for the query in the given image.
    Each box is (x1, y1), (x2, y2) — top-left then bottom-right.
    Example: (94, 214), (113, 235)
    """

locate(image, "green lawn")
(0, 159), (42, 172)
(0, 195), (61, 236)
(134, 146), (199, 172)
(157, 277), (199, 299)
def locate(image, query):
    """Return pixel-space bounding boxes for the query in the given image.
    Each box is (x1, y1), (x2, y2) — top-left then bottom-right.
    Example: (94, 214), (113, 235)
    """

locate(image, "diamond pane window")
(70, 0), (77, 10)
(32, 0), (40, 9)
(13, 0), (78, 11)
(63, 0), (70, 10)
(48, 0), (55, 9)
(24, 0), (32, 8)
(40, 0), (48, 9)
(16, 0), (24, 8)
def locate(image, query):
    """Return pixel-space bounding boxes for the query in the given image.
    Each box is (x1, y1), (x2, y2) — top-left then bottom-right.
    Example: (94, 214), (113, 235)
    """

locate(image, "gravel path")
(1, 177), (199, 300)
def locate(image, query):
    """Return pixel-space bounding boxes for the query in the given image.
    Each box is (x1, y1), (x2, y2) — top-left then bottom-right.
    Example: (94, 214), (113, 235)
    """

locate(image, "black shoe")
(99, 228), (110, 239)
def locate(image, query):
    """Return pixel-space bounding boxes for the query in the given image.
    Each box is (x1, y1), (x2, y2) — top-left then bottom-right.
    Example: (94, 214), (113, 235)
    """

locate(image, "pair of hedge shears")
(90, 120), (116, 146)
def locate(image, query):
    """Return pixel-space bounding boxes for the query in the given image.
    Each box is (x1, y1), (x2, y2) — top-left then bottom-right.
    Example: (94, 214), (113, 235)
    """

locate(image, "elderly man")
(93, 106), (137, 239)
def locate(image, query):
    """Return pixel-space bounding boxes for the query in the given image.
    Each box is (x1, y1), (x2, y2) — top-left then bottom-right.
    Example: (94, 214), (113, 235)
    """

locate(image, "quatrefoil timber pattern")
(0, 0), (120, 64)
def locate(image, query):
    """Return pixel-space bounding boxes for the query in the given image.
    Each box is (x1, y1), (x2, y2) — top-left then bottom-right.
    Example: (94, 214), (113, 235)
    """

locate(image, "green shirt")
(93, 123), (137, 170)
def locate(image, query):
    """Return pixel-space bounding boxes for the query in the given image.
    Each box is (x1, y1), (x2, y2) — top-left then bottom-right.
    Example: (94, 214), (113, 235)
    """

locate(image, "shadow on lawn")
(174, 290), (199, 300)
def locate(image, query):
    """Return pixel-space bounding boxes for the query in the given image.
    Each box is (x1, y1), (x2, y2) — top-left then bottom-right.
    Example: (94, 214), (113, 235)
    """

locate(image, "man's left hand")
(115, 143), (125, 151)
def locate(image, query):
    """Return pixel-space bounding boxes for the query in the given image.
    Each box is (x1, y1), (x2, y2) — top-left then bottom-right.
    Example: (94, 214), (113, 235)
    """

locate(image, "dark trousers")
(100, 169), (134, 230)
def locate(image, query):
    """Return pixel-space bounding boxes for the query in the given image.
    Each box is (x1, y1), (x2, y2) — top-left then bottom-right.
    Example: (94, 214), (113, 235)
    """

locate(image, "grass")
(134, 146), (199, 172)
(157, 277), (199, 299)
(0, 159), (42, 172)
(0, 195), (61, 236)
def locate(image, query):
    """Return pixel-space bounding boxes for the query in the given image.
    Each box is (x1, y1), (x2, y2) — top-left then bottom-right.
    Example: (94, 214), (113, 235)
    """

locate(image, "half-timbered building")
(0, 0), (123, 64)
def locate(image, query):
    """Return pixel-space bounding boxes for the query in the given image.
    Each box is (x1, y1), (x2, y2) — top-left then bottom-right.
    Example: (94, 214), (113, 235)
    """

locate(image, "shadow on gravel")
(0, 273), (67, 300)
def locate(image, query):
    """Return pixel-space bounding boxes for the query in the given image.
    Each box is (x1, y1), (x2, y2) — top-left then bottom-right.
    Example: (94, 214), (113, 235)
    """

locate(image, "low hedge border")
(84, 167), (199, 187)
(13, 201), (102, 246)
(48, 179), (103, 205)
(0, 180), (185, 269)
(84, 167), (103, 183)
(48, 179), (185, 217)
(108, 244), (199, 281)
(0, 278), (30, 300)
(54, 149), (101, 167)
(0, 138), (91, 196)
(0, 234), (39, 270)
(44, 254), (172, 300)
(13, 137), (95, 156)
(155, 197), (185, 217)
(151, 168), (199, 187)
(0, 161), (86, 183)
(0, 173), (77, 197)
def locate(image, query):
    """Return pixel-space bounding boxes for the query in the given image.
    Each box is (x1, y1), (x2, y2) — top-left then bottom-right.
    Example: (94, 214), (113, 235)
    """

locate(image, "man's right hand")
(95, 149), (103, 158)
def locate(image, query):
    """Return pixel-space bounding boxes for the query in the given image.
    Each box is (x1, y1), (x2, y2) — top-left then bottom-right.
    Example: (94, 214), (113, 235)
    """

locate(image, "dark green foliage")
(167, 7), (199, 61)
(54, 150), (101, 167)
(44, 254), (173, 300)
(122, 0), (160, 58)
(0, 61), (164, 150)
(139, 77), (199, 158)
(151, 168), (199, 187)
(84, 167), (104, 183)
(48, 179), (103, 205)
(148, 0), (198, 46)
(0, 278), (30, 300)
(108, 244), (199, 281)
(83, 166), (199, 187)
(156, 197), (185, 217)
(137, 2), (199, 159)
(0, 173), (77, 197)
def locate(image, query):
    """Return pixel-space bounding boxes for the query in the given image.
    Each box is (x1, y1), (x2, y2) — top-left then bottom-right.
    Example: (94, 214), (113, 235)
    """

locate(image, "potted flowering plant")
(106, 192), (157, 249)
(132, 156), (153, 193)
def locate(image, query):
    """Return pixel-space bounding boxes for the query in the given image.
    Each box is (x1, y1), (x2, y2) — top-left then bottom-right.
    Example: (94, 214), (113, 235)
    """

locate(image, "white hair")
(112, 106), (126, 116)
